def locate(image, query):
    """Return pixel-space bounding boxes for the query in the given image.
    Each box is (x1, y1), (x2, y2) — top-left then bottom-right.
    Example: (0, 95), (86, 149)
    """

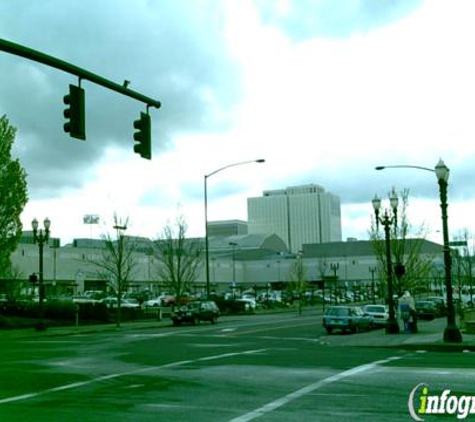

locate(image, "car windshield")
(327, 307), (350, 317)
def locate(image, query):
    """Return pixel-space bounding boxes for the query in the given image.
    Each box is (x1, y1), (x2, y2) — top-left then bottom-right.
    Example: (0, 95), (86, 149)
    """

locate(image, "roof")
(303, 239), (443, 258)
(209, 233), (288, 260)
(210, 233), (287, 251)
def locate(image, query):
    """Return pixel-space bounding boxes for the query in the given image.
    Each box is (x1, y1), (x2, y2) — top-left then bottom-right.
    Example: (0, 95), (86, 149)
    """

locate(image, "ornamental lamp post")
(330, 262), (339, 304)
(369, 266), (377, 304)
(372, 191), (400, 334)
(434, 160), (462, 343)
(204, 159), (265, 299)
(32, 217), (51, 331)
(375, 159), (462, 343)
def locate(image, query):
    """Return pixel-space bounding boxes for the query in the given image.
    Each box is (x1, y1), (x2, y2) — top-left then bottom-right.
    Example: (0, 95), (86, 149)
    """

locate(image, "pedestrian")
(399, 291), (415, 333)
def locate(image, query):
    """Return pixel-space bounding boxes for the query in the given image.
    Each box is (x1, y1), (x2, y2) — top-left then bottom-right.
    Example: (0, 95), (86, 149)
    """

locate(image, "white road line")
(0, 348), (267, 405)
(228, 356), (402, 422)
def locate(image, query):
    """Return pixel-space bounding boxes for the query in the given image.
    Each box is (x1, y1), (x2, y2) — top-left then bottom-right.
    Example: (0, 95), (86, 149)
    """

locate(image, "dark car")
(415, 300), (438, 320)
(171, 300), (220, 326)
(426, 296), (447, 317)
(322, 305), (373, 334)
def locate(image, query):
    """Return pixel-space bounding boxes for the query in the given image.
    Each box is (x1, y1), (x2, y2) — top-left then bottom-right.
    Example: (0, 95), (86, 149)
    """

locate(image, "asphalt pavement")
(2, 310), (475, 351)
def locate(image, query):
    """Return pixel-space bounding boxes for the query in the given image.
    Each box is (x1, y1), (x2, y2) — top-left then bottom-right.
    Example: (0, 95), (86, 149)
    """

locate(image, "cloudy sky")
(1, 0), (475, 245)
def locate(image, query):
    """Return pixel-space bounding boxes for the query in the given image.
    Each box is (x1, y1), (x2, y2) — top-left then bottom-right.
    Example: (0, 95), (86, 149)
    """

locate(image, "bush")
(78, 302), (109, 323)
(0, 300), (111, 324)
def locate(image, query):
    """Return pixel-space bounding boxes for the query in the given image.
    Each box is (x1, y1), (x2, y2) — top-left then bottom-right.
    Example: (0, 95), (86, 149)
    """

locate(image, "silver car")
(362, 304), (389, 327)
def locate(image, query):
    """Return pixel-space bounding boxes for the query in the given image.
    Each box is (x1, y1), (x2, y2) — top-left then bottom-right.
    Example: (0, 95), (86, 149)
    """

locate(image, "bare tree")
(154, 215), (203, 305)
(452, 229), (474, 307)
(287, 253), (308, 314)
(370, 189), (435, 296)
(91, 215), (137, 327)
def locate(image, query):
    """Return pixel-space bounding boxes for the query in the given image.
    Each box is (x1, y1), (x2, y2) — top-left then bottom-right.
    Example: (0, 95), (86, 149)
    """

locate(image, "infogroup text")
(409, 383), (475, 421)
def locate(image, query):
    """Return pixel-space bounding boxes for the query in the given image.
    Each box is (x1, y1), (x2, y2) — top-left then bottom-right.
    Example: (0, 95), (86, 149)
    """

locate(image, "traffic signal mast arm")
(0, 37), (161, 109)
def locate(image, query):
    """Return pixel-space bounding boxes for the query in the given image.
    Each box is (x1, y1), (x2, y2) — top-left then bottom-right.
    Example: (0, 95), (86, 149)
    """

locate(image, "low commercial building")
(5, 234), (444, 299)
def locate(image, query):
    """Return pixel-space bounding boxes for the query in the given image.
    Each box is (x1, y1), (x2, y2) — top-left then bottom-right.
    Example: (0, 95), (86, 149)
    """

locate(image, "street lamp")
(113, 223), (127, 328)
(32, 217), (51, 331)
(372, 190), (400, 334)
(229, 241), (238, 287)
(376, 159), (462, 343)
(369, 266), (377, 304)
(204, 159), (265, 298)
(330, 262), (339, 304)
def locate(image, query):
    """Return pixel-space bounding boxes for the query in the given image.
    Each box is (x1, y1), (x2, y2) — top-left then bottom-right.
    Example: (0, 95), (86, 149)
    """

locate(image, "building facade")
(6, 235), (444, 300)
(247, 184), (342, 253)
(208, 220), (248, 237)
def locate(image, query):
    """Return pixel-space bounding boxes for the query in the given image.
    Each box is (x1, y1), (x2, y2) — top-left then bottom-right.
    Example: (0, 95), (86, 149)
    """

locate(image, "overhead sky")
(1, 0), (475, 245)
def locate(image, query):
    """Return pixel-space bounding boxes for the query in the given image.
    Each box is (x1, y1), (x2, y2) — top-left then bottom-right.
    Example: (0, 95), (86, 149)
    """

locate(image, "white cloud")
(16, 0), (475, 244)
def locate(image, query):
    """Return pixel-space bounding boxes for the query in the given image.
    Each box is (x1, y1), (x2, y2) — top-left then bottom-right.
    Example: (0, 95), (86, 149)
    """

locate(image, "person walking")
(399, 291), (415, 333)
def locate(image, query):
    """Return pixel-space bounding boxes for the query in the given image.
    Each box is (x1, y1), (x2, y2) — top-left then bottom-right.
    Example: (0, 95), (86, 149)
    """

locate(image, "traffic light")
(133, 112), (151, 159)
(29, 273), (38, 283)
(63, 84), (86, 140)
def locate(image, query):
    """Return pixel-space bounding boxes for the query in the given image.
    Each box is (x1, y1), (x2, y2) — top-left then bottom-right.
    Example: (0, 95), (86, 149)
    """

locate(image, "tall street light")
(229, 241), (238, 286)
(376, 159), (462, 343)
(204, 159), (265, 298)
(32, 217), (51, 331)
(369, 266), (377, 304)
(372, 189), (400, 334)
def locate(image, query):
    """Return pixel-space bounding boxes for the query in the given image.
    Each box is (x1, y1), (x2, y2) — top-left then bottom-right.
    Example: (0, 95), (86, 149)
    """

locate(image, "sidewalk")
(0, 318), (170, 340)
(321, 316), (475, 351)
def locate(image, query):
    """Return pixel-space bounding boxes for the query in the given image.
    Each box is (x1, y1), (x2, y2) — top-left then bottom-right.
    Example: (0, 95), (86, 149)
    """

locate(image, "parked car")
(415, 300), (438, 320)
(145, 297), (164, 307)
(100, 297), (140, 308)
(426, 296), (447, 316)
(171, 300), (220, 326)
(236, 297), (257, 312)
(322, 305), (373, 334)
(362, 304), (389, 327)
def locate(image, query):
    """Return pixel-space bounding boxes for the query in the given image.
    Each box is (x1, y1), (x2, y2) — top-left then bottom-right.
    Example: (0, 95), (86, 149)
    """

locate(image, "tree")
(287, 253), (308, 314)
(91, 215), (137, 327)
(452, 229), (474, 307)
(370, 188), (435, 297)
(0, 265), (25, 301)
(154, 215), (203, 305)
(0, 115), (28, 278)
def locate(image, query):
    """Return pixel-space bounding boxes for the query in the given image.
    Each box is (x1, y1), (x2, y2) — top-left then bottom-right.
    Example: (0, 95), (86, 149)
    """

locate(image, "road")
(1, 312), (474, 421)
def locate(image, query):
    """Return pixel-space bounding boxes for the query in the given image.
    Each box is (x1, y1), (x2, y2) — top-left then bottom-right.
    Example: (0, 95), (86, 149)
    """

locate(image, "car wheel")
(351, 325), (358, 334)
(173, 320), (180, 326)
(211, 316), (217, 324)
(325, 327), (333, 335)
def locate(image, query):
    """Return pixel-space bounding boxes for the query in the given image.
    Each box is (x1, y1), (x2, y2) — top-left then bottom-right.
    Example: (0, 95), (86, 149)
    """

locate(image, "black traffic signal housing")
(63, 84), (86, 140)
(29, 273), (38, 284)
(133, 112), (151, 159)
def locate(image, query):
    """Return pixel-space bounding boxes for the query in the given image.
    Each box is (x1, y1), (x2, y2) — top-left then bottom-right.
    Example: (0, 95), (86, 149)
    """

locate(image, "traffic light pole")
(0, 37), (161, 109)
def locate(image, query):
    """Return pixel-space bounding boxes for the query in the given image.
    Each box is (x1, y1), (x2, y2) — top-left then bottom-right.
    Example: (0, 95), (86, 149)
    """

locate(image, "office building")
(247, 184), (342, 253)
(208, 220), (248, 238)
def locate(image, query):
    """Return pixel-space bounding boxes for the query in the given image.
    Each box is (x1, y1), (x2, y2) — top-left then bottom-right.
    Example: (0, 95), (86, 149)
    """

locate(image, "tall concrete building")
(247, 184), (342, 253)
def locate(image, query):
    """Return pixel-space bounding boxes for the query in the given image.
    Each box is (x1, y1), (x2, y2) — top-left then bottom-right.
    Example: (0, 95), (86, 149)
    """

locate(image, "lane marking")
(224, 321), (318, 337)
(0, 348), (267, 405)
(228, 356), (402, 422)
